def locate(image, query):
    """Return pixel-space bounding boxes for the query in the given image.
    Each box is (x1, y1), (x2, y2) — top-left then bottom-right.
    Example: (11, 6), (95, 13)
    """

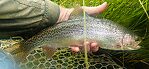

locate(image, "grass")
(51, 0), (149, 68)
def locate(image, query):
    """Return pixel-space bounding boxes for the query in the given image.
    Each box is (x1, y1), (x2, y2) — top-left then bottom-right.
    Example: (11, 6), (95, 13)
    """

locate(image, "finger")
(82, 2), (108, 16)
(90, 42), (99, 52)
(57, 7), (74, 23)
(84, 41), (91, 52)
(97, 2), (108, 13)
(70, 47), (80, 52)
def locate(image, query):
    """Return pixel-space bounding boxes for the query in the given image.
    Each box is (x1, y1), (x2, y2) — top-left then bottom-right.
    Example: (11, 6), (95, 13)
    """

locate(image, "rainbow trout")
(5, 11), (141, 60)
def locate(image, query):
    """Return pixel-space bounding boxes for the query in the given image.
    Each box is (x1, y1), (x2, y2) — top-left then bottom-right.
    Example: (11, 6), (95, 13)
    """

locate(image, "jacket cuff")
(44, 0), (60, 26)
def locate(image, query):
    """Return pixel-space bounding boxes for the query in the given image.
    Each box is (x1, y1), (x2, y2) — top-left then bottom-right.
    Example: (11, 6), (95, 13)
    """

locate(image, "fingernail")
(71, 47), (80, 52)
(91, 43), (98, 48)
(98, 2), (108, 13)
(102, 2), (107, 5)
(101, 2), (108, 8)
(75, 47), (80, 52)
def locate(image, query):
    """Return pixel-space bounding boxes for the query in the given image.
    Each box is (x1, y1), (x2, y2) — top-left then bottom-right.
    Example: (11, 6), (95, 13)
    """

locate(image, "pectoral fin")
(41, 45), (57, 58)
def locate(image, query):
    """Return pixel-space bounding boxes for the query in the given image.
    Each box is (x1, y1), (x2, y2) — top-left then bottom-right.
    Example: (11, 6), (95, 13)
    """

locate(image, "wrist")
(56, 7), (74, 23)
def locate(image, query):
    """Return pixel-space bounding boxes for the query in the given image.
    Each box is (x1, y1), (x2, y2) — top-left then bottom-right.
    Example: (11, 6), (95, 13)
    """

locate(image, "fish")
(4, 8), (141, 61)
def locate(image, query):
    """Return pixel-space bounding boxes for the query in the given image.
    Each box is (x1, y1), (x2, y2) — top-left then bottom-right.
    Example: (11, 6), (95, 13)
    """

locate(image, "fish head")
(112, 34), (141, 50)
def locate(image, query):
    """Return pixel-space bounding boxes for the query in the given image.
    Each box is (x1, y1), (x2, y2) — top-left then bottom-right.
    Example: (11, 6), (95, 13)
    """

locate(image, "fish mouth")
(101, 38), (142, 51)
(101, 44), (141, 51)
(116, 34), (141, 50)
(111, 41), (141, 50)
(127, 41), (141, 50)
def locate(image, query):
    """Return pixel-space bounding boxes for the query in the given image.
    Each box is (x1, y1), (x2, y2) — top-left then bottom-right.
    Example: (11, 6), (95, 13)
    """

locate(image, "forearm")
(0, 0), (60, 36)
(57, 6), (74, 23)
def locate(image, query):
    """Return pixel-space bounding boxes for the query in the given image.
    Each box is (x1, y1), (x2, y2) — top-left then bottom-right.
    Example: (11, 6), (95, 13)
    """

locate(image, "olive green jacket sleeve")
(0, 0), (60, 37)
